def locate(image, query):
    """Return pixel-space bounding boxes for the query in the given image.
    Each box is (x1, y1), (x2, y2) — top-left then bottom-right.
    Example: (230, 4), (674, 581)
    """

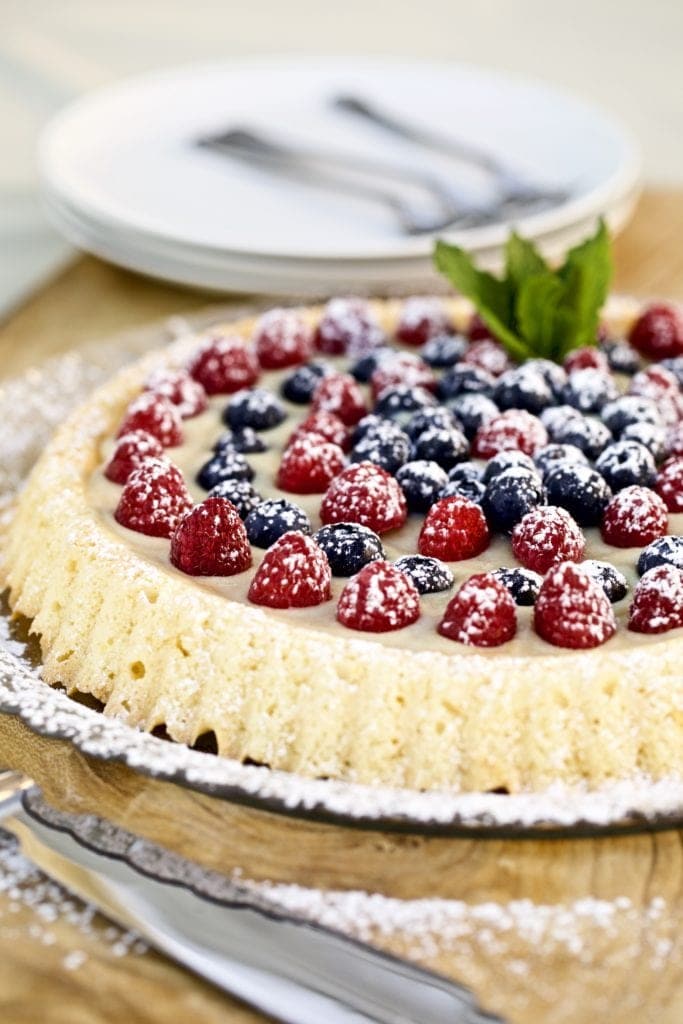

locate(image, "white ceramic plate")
(40, 58), (641, 292)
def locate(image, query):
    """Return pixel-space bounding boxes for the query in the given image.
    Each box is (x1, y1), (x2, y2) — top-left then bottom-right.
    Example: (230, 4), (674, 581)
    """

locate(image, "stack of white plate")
(40, 58), (641, 298)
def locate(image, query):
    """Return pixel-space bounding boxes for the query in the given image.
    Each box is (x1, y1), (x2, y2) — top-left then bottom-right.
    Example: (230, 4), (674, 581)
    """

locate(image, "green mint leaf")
(505, 233), (548, 292)
(515, 271), (566, 358)
(556, 219), (612, 354)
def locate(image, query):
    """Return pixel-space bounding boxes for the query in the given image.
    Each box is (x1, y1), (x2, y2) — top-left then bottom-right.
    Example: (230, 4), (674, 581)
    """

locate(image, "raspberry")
(253, 308), (313, 369)
(105, 431), (164, 484)
(461, 338), (512, 377)
(114, 458), (193, 538)
(248, 532), (332, 608)
(116, 392), (183, 447)
(170, 497), (252, 576)
(629, 365), (680, 401)
(534, 562), (617, 649)
(472, 409), (548, 458)
(511, 506), (585, 574)
(276, 435), (345, 494)
(563, 347), (609, 374)
(188, 335), (259, 394)
(628, 565), (683, 634)
(311, 372), (367, 426)
(629, 303), (683, 360)
(336, 562), (420, 632)
(468, 312), (495, 341)
(601, 486), (668, 548)
(144, 369), (208, 418)
(320, 462), (407, 534)
(370, 352), (436, 400)
(395, 297), (452, 346)
(287, 410), (349, 451)
(418, 496), (490, 560)
(314, 298), (384, 356)
(656, 457), (683, 512)
(438, 573), (516, 646)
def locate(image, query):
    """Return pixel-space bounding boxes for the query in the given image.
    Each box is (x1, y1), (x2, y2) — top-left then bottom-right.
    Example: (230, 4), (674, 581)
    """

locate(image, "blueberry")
(437, 364), (495, 401)
(544, 463), (612, 526)
(661, 356), (683, 388)
(404, 406), (458, 441)
(561, 368), (618, 414)
(482, 450), (538, 483)
(494, 365), (553, 415)
(491, 567), (543, 606)
(540, 404), (583, 439)
(394, 554), (454, 594)
(208, 479), (262, 518)
(581, 560), (629, 603)
(352, 414), (385, 444)
(595, 440), (657, 491)
(527, 359), (568, 399)
(420, 333), (468, 368)
(553, 415), (612, 461)
(534, 443), (588, 478)
(638, 536), (683, 576)
(600, 339), (640, 375)
(374, 385), (436, 421)
(244, 498), (311, 548)
(395, 460), (448, 512)
(314, 523), (384, 576)
(213, 427), (267, 454)
(197, 450), (254, 490)
(445, 393), (499, 440)
(448, 461), (483, 484)
(224, 388), (286, 431)
(411, 425), (468, 471)
(441, 477), (486, 504)
(621, 422), (668, 463)
(350, 348), (392, 383)
(280, 362), (328, 403)
(350, 426), (411, 474)
(482, 467), (547, 533)
(601, 395), (662, 436)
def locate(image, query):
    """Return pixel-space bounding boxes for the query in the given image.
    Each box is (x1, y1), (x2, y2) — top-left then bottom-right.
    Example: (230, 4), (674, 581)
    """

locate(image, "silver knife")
(0, 779), (502, 1024)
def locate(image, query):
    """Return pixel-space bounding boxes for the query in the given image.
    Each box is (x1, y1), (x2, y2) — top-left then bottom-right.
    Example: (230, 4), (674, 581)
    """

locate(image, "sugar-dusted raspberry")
(534, 561), (617, 649)
(511, 506), (585, 574)
(461, 338), (512, 377)
(438, 573), (516, 646)
(467, 312), (495, 342)
(336, 561), (420, 632)
(187, 335), (260, 394)
(144, 368), (208, 419)
(628, 565), (683, 634)
(116, 392), (183, 447)
(314, 297), (385, 356)
(418, 495), (490, 560)
(287, 410), (350, 451)
(320, 462), (407, 534)
(396, 296), (452, 346)
(311, 372), (367, 426)
(248, 531), (332, 608)
(629, 303), (683, 361)
(601, 485), (668, 548)
(105, 430), (165, 484)
(253, 308), (313, 369)
(472, 409), (548, 458)
(370, 352), (436, 400)
(629, 364), (680, 401)
(114, 458), (193, 538)
(563, 347), (610, 374)
(170, 496), (252, 576)
(276, 435), (345, 494)
(656, 457), (683, 512)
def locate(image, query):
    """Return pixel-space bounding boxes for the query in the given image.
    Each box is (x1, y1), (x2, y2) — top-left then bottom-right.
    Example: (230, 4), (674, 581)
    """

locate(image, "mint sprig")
(434, 220), (612, 364)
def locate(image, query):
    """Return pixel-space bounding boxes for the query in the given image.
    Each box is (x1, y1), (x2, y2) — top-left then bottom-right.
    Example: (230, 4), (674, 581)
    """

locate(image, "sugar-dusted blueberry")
(349, 347), (392, 383)
(350, 425), (411, 474)
(540, 404), (582, 439)
(314, 522), (384, 576)
(441, 477), (486, 504)
(446, 393), (499, 440)
(482, 467), (547, 533)
(600, 338), (641, 375)
(527, 358), (568, 399)
(595, 440), (657, 492)
(437, 363), (495, 401)
(553, 415), (613, 460)
(491, 567), (543, 606)
(351, 414), (384, 445)
(196, 450), (254, 490)
(404, 406), (458, 441)
(637, 535), (683, 576)
(448, 461), (482, 484)
(213, 427), (267, 454)
(534, 443), (588, 478)
(601, 395), (662, 436)
(394, 554), (454, 594)
(661, 356), (683, 388)
(420, 333), (468, 368)
(224, 387), (286, 432)
(208, 478), (262, 519)
(581, 559), (629, 603)
(494, 365), (553, 415)
(482, 450), (538, 484)
(244, 498), (311, 548)
(561, 368), (618, 414)
(410, 425), (469, 471)
(280, 361), (329, 404)
(544, 462), (612, 527)
(374, 385), (436, 421)
(396, 460), (449, 512)
(621, 422), (668, 463)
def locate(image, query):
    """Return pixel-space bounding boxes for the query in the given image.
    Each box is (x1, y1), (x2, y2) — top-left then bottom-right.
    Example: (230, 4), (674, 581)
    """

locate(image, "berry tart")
(4, 227), (683, 795)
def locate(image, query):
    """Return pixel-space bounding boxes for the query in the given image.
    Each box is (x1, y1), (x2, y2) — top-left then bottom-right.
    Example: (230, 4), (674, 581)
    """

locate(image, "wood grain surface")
(2, 190), (683, 1024)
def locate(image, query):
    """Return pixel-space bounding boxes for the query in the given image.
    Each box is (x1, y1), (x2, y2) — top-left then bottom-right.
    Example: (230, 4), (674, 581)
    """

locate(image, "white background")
(2, 0), (682, 313)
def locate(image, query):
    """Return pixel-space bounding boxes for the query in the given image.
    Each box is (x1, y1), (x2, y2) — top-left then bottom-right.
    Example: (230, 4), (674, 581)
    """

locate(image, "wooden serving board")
(2, 190), (683, 1023)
